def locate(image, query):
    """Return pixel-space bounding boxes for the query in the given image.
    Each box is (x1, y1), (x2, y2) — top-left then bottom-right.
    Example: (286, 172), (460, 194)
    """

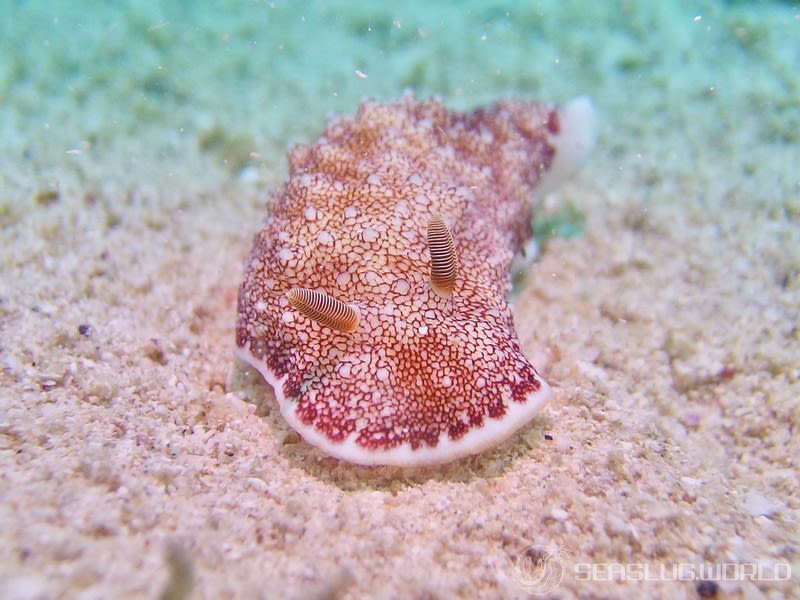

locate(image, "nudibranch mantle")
(236, 94), (596, 466)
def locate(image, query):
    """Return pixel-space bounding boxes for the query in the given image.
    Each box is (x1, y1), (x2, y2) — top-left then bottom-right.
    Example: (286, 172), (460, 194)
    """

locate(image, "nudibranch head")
(236, 94), (594, 466)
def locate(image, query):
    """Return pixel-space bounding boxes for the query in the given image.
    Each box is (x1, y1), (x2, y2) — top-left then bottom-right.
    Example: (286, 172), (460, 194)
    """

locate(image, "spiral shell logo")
(512, 545), (569, 596)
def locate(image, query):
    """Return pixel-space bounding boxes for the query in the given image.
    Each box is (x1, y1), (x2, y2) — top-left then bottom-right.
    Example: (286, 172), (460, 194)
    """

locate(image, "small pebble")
(744, 491), (780, 517)
(550, 508), (568, 522)
(35, 189), (60, 205)
(695, 579), (718, 598)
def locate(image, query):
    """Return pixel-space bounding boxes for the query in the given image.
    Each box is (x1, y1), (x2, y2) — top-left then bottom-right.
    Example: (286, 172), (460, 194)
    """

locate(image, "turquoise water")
(4, 1), (795, 178)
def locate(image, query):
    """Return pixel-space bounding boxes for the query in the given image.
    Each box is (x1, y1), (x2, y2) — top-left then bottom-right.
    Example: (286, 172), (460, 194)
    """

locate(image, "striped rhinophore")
(287, 288), (360, 333)
(427, 215), (458, 298)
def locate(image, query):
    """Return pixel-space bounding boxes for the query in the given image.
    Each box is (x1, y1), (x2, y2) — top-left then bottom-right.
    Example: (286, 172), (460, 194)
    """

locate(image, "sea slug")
(235, 94), (596, 466)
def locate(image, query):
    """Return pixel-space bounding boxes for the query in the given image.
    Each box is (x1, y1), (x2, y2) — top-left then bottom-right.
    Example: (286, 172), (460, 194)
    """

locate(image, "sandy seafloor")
(1, 1), (798, 599)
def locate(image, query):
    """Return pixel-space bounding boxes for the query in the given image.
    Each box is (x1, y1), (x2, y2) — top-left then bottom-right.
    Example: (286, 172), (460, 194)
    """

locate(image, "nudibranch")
(235, 94), (596, 466)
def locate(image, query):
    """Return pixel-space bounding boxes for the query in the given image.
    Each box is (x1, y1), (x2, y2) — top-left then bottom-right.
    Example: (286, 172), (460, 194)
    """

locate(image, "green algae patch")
(533, 201), (586, 248)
